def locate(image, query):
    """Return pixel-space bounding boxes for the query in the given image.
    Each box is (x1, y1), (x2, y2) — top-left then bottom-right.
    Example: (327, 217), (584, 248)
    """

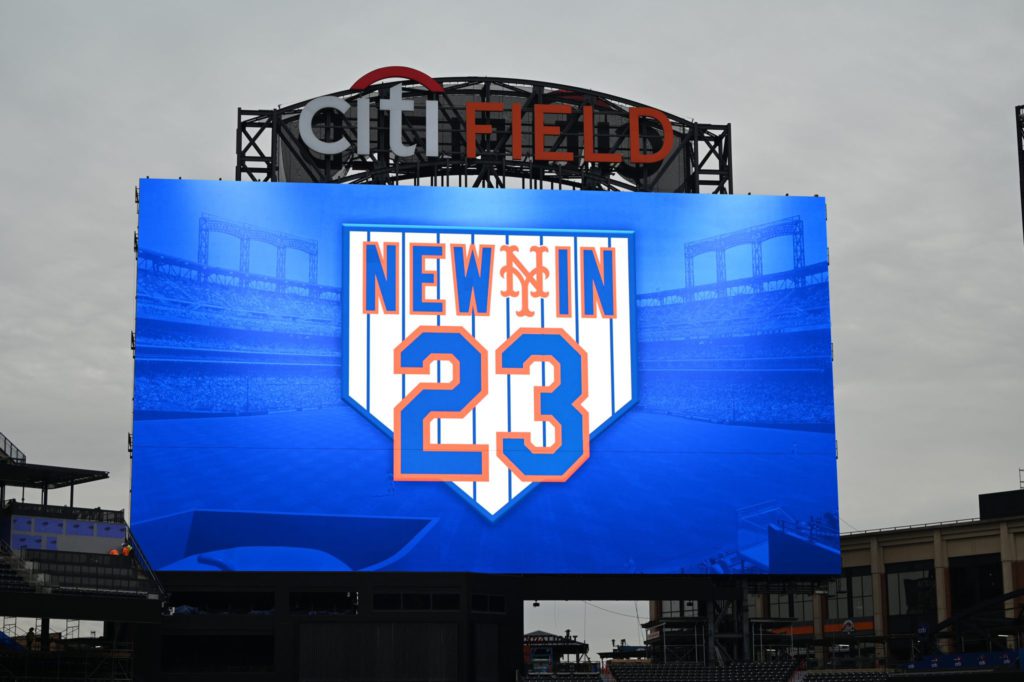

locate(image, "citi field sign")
(298, 66), (675, 164)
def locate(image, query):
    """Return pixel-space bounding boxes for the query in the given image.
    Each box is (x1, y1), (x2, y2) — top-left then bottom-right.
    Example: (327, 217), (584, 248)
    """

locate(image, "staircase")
(0, 538), (43, 593)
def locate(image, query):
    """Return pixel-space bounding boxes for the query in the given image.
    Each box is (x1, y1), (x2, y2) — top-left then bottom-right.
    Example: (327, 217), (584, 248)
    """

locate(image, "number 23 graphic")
(393, 326), (590, 483)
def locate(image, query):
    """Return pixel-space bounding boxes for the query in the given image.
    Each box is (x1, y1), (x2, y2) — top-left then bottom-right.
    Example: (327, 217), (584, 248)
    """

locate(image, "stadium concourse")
(7, 206), (1023, 680)
(633, 490), (1024, 681)
(0, 431), (162, 680)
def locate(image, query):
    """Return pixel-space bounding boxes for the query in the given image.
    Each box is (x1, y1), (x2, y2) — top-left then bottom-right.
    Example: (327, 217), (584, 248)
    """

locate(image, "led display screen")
(132, 179), (838, 574)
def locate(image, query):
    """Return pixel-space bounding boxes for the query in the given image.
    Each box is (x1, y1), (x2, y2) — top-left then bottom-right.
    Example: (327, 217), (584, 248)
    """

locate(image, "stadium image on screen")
(131, 179), (838, 575)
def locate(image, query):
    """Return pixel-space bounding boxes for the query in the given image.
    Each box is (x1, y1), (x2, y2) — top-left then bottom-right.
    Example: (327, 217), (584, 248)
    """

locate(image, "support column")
(309, 246), (319, 285)
(240, 238), (251, 278)
(870, 537), (887, 665)
(933, 530), (951, 653)
(40, 618), (50, 653)
(684, 253), (695, 291)
(714, 249), (727, 296)
(1001, 523), (1017, 649)
(751, 241), (763, 291)
(812, 591), (825, 665)
(197, 218), (210, 268)
(739, 581), (751, 662)
(706, 599), (717, 664)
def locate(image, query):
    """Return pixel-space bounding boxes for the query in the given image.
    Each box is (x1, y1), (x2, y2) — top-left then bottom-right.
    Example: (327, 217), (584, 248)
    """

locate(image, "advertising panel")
(132, 180), (838, 574)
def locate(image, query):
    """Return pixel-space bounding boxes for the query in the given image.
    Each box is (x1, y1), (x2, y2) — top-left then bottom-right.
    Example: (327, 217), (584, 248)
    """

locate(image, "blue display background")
(132, 179), (839, 574)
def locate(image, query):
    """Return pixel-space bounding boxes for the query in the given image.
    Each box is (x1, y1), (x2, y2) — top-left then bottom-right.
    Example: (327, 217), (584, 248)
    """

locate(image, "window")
(827, 577), (848, 620)
(850, 573), (873, 618)
(886, 562), (935, 617)
(683, 600), (699, 617)
(661, 600), (680, 618)
(471, 594), (504, 613)
(769, 593), (791, 619)
(827, 569), (873, 620)
(792, 593), (813, 622)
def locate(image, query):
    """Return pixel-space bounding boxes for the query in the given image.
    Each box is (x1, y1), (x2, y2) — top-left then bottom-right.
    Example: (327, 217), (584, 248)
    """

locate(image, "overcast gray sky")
(1, 0), (1022, 651)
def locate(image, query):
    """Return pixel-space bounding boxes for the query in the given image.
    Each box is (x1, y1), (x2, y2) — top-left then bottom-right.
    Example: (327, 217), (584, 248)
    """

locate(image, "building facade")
(647, 490), (1024, 668)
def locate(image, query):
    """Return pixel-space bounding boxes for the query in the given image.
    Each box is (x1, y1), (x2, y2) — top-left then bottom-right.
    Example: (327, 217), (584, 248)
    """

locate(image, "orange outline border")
(494, 328), (590, 483)
(555, 245), (573, 318)
(393, 326), (489, 482)
(579, 246), (617, 319)
(408, 242), (446, 316)
(449, 243), (494, 317)
(362, 241), (401, 315)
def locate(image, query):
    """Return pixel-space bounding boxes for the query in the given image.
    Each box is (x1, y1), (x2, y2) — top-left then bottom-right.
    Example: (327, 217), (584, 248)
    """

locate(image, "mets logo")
(343, 225), (636, 518)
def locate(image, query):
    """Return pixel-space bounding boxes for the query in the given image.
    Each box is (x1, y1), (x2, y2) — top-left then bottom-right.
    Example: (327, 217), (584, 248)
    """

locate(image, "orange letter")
(629, 107), (674, 164)
(583, 105), (623, 163)
(534, 103), (573, 162)
(511, 103), (523, 160)
(466, 101), (504, 158)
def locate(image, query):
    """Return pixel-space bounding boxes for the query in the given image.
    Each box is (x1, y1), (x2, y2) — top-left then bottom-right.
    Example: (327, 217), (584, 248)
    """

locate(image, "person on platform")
(24, 627), (34, 653)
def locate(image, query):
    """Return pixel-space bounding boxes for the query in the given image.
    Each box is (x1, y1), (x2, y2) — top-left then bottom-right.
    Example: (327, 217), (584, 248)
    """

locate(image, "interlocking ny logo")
(499, 245), (549, 317)
(344, 225), (636, 518)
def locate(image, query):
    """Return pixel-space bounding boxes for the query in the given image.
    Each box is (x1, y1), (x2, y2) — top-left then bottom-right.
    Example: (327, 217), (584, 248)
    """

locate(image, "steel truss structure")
(1017, 105), (1024, 241)
(237, 76), (732, 194)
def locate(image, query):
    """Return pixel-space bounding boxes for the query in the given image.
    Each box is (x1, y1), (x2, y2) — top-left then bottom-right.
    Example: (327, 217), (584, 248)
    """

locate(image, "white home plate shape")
(343, 224), (636, 518)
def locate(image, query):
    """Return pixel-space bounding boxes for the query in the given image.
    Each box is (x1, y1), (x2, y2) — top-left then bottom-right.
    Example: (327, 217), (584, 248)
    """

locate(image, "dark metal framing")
(236, 76), (732, 194)
(1017, 105), (1024, 243)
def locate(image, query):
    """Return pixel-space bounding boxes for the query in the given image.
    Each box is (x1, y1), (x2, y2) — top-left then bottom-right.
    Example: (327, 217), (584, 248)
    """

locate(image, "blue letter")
(410, 243), (445, 314)
(364, 242), (399, 314)
(451, 244), (493, 315)
(581, 247), (616, 318)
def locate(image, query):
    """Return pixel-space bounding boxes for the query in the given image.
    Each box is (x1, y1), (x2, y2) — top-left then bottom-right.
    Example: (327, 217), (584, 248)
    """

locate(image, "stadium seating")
(136, 268), (341, 336)
(608, 660), (796, 682)
(0, 553), (32, 592)
(638, 371), (834, 428)
(133, 369), (340, 415)
(134, 258), (345, 417)
(803, 673), (888, 682)
(636, 282), (830, 342)
(20, 549), (160, 598)
(634, 281), (834, 430)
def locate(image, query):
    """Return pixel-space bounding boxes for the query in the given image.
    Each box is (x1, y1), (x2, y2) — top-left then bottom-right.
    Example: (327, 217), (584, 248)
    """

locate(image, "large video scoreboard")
(132, 180), (838, 574)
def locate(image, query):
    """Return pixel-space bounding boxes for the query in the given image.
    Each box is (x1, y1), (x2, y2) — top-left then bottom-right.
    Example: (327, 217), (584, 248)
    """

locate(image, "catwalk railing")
(2, 500), (125, 525)
(0, 432), (26, 464)
(841, 517), (981, 537)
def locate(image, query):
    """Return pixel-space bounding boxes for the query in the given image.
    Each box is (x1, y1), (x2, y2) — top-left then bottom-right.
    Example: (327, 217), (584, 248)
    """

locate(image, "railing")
(0, 432), (26, 464)
(2, 500), (125, 524)
(841, 517), (981, 537)
(124, 526), (166, 600)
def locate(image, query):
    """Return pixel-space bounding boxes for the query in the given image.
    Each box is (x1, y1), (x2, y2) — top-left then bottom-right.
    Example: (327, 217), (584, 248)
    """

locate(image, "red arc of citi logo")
(298, 66), (443, 158)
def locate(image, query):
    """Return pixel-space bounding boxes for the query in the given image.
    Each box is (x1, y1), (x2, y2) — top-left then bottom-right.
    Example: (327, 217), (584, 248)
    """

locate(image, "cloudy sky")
(1, 0), (1022, 649)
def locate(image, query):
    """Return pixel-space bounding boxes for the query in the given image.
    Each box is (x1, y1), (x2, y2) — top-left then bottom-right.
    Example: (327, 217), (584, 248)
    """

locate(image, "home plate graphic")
(343, 224), (637, 518)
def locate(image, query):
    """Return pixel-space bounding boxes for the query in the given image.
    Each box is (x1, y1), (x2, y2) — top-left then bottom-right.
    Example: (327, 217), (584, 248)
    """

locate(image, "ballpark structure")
(0, 69), (1017, 682)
